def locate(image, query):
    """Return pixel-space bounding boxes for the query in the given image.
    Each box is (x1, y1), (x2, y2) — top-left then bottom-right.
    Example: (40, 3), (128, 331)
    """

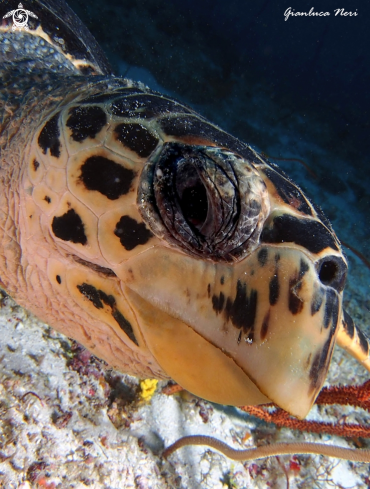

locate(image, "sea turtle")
(0, 0), (369, 429)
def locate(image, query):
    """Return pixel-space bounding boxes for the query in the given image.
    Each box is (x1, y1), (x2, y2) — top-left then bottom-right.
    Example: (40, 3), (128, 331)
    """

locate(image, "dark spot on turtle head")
(269, 273), (279, 306)
(77, 283), (103, 309)
(257, 248), (268, 267)
(52, 209), (87, 245)
(311, 286), (324, 315)
(275, 253), (280, 263)
(260, 310), (270, 341)
(309, 327), (336, 394)
(127, 268), (135, 281)
(77, 283), (138, 345)
(309, 300), (339, 392)
(79, 156), (135, 200)
(114, 123), (159, 157)
(261, 214), (339, 253)
(323, 288), (339, 329)
(357, 328), (370, 356)
(33, 159), (40, 171)
(299, 259), (309, 278)
(207, 283), (211, 298)
(263, 167), (313, 215)
(288, 275), (304, 315)
(342, 309), (355, 339)
(114, 215), (153, 251)
(220, 276), (225, 285)
(44, 196), (51, 204)
(38, 112), (61, 158)
(112, 308), (138, 346)
(305, 353), (312, 369)
(212, 292), (225, 314)
(56, 275), (61, 284)
(308, 351), (322, 393)
(66, 106), (107, 142)
(224, 280), (258, 337)
(237, 330), (242, 345)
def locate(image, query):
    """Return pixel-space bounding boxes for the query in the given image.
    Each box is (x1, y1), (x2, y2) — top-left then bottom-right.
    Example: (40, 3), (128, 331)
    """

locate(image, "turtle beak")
(117, 245), (342, 419)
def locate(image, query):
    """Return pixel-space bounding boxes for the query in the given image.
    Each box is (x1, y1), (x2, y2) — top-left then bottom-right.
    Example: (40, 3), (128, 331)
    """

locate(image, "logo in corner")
(3, 3), (38, 31)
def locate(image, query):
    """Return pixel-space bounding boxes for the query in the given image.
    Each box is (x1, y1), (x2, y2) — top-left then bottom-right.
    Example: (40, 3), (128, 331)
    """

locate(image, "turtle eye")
(175, 160), (208, 230)
(152, 146), (235, 249)
(138, 142), (270, 262)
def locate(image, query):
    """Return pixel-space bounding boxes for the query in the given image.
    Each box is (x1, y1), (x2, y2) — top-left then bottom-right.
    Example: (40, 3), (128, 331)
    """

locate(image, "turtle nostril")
(317, 256), (347, 291)
(318, 260), (339, 285)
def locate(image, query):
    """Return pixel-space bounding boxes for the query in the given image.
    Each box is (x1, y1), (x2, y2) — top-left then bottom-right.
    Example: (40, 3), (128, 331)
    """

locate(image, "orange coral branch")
(240, 405), (370, 438)
(316, 380), (370, 407)
(163, 380), (370, 438)
(241, 380), (370, 438)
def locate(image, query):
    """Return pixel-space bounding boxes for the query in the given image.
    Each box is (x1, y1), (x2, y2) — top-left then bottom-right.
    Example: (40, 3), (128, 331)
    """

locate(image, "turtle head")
(120, 142), (348, 419)
(24, 96), (350, 420)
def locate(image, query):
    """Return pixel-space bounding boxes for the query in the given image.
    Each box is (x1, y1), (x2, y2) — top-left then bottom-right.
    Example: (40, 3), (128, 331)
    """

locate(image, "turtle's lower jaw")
(124, 287), (271, 408)
(118, 245), (342, 419)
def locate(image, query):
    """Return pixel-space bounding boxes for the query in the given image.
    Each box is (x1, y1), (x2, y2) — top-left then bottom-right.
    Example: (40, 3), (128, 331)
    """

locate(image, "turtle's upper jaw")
(117, 244), (345, 419)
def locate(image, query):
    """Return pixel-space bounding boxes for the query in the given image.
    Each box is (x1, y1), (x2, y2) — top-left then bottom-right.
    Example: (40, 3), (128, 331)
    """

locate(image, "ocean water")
(0, 0), (369, 487)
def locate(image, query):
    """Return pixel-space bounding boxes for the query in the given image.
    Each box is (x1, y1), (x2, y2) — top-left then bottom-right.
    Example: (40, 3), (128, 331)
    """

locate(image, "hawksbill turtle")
(0, 0), (369, 434)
